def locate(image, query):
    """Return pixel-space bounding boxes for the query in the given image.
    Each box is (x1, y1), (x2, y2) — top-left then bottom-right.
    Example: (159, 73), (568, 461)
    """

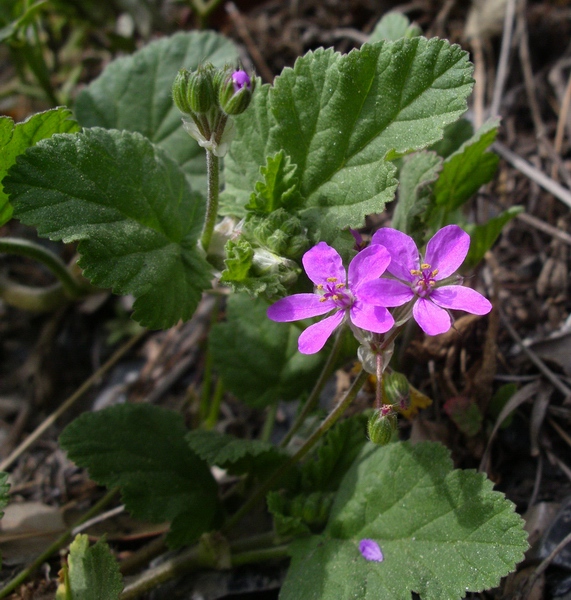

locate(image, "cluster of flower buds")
(172, 63), (255, 156)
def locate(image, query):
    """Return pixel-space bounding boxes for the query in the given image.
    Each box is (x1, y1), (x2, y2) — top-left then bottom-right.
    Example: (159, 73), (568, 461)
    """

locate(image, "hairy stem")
(200, 149), (220, 252)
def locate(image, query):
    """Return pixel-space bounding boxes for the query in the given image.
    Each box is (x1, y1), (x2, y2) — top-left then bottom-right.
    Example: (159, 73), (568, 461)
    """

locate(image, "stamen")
(336, 283), (345, 289)
(410, 269), (422, 276)
(316, 284), (323, 290)
(326, 277), (337, 282)
(421, 263), (431, 270)
(432, 269), (439, 277)
(319, 297), (327, 302)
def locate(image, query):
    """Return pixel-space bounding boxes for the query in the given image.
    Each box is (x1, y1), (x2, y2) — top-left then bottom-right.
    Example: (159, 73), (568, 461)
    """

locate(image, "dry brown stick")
(428, 0), (456, 38)
(517, 0), (545, 138)
(471, 35), (486, 129)
(500, 309), (571, 399)
(225, 2), (274, 84)
(490, 0), (517, 118)
(552, 71), (571, 180)
(494, 141), (571, 210)
(516, 211), (571, 247)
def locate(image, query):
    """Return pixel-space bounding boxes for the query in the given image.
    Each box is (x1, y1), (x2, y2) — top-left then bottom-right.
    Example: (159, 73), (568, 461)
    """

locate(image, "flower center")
(316, 277), (353, 308)
(410, 263), (439, 298)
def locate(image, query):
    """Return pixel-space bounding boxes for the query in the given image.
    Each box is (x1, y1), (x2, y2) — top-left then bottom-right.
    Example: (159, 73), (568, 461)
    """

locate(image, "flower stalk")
(201, 149), (220, 252)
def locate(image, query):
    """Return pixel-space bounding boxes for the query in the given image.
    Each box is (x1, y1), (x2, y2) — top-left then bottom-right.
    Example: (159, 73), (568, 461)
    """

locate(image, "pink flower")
(267, 242), (394, 354)
(359, 225), (492, 336)
(359, 539), (383, 562)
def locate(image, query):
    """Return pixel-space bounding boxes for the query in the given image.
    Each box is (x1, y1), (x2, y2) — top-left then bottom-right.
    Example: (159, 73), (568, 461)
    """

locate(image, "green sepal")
(186, 64), (217, 114)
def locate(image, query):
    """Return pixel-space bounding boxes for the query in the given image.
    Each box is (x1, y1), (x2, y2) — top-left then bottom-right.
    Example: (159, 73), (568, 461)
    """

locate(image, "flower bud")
(367, 409), (397, 445)
(383, 371), (410, 410)
(172, 69), (194, 115)
(187, 64), (216, 114)
(219, 69), (255, 115)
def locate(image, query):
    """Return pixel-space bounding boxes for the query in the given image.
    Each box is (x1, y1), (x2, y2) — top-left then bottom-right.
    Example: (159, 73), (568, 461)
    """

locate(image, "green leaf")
(245, 151), (303, 214)
(209, 293), (325, 408)
(220, 83), (275, 218)
(281, 441), (528, 600)
(6, 128), (212, 329)
(0, 107), (80, 226)
(186, 429), (289, 478)
(369, 12), (422, 42)
(74, 31), (238, 195)
(268, 491), (311, 538)
(464, 205), (523, 267)
(300, 416), (368, 492)
(57, 535), (122, 600)
(391, 151), (442, 238)
(59, 404), (220, 548)
(0, 1), (47, 43)
(268, 491), (335, 537)
(433, 118), (500, 213)
(429, 118), (473, 158)
(223, 39), (473, 245)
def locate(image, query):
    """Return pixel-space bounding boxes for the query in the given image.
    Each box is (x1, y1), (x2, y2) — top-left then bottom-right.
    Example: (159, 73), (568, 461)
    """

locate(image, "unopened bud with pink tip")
(218, 69), (255, 115)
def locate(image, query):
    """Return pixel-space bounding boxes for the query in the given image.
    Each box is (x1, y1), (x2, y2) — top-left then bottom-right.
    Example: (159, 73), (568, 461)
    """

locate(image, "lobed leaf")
(464, 205), (523, 267)
(74, 31), (239, 194)
(223, 38), (474, 245)
(300, 416), (368, 492)
(433, 118), (500, 214)
(0, 107), (79, 225)
(56, 535), (122, 600)
(5, 128), (212, 329)
(186, 429), (289, 478)
(209, 293), (325, 408)
(280, 441), (528, 600)
(245, 150), (303, 214)
(59, 404), (220, 548)
(391, 151), (442, 239)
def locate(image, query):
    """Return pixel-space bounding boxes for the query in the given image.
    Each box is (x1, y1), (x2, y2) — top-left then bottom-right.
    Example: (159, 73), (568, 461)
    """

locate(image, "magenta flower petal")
(358, 278), (414, 308)
(267, 294), (333, 322)
(232, 70), (251, 91)
(302, 242), (345, 286)
(298, 311), (344, 354)
(430, 286), (492, 315)
(359, 539), (383, 562)
(424, 225), (470, 280)
(350, 301), (394, 333)
(371, 228), (418, 282)
(413, 297), (452, 335)
(348, 244), (391, 288)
